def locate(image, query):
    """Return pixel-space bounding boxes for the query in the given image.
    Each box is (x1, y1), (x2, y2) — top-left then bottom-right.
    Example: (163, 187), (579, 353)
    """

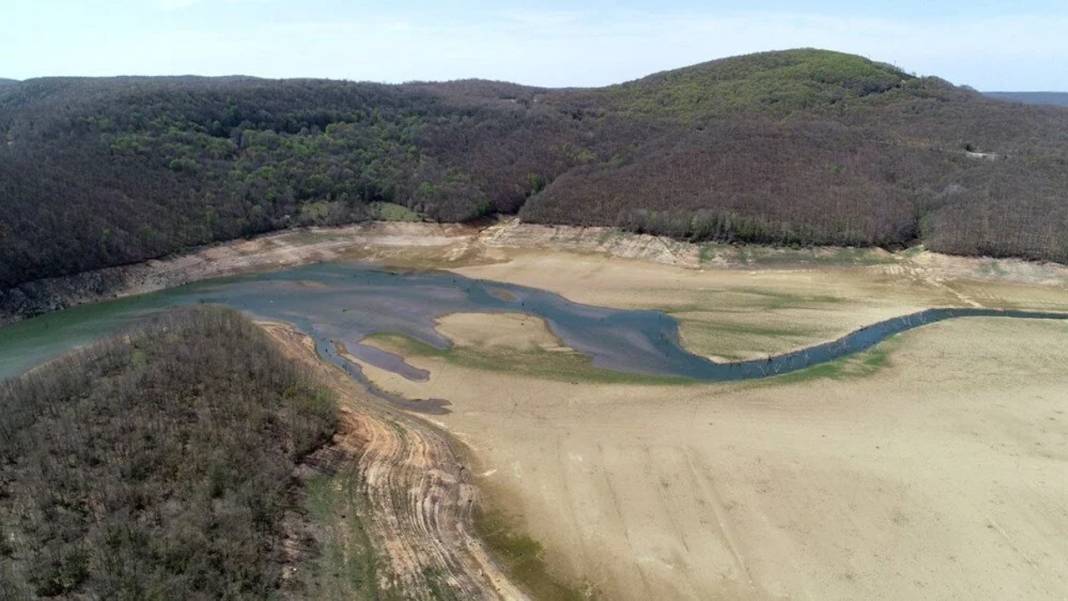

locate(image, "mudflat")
(355, 239), (1068, 601)
(4, 220), (1068, 600)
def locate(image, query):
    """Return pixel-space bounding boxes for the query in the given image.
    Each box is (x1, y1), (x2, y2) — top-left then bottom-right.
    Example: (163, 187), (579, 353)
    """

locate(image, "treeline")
(523, 118), (927, 247)
(3, 49), (1068, 290)
(522, 53), (1068, 258)
(0, 307), (336, 600)
(986, 92), (1068, 107)
(0, 75), (594, 289)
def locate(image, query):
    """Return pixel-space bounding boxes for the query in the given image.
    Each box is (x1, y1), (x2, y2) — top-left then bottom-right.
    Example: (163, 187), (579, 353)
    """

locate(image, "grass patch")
(771, 336), (900, 384)
(301, 470), (385, 601)
(698, 242), (896, 268)
(728, 286), (847, 308)
(678, 316), (826, 339)
(369, 201), (422, 222)
(977, 261), (1010, 279)
(676, 317), (831, 360)
(421, 568), (463, 601)
(652, 288), (849, 319)
(285, 228), (349, 245)
(474, 509), (595, 601)
(365, 333), (691, 386)
(698, 243), (724, 264)
(901, 244), (926, 258)
(822, 247), (898, 266)
(595, 228), (625, 245)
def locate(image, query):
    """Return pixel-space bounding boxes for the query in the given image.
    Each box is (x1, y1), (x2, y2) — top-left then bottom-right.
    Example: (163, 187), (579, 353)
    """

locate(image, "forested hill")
(0, 307), (337, 598)
(3, 49), (1068, 290)
(985, 91), (1068, 107)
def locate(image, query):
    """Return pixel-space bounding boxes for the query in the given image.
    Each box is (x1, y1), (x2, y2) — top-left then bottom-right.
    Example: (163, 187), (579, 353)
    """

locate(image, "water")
(2, 262), (1067, 387)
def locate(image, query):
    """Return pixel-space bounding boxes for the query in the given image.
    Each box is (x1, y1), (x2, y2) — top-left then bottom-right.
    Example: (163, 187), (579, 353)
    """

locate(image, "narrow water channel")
(2, 262), (1066, 387)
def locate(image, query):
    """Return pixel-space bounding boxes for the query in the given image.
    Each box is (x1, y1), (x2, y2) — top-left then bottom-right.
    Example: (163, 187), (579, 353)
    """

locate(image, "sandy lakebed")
(3, 219), (1068, 600)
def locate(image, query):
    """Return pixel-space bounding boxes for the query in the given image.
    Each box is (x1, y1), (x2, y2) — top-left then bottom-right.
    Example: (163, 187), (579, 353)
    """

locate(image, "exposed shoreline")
(0, 221), (477, 326)
(5, 221), (1067, 600)
(260, 320), (533, 600)
(5, 218), (1068, 328)
(349, 299), (1068, 600)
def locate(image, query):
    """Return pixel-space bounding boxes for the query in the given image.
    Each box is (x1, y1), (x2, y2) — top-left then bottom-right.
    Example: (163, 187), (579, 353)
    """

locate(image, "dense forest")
(0, 307), (337, 600)
(2, 49), (1068, 290)
(985, 92), (1068, 107)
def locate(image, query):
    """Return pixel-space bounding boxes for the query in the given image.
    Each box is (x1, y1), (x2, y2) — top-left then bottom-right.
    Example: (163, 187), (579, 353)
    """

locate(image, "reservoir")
(2, 262), (1067, 384)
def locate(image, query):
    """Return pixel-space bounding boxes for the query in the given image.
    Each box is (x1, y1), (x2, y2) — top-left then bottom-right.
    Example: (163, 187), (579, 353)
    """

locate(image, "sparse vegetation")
(365, 332), (690, 385)
(369, 201), (423, 222)
(772, 336), (900, 383)
(676, 316), (829, 361)
(0, 307), (337, 600)
(299, 471), (381, 601)
(474, 509), (593, 601)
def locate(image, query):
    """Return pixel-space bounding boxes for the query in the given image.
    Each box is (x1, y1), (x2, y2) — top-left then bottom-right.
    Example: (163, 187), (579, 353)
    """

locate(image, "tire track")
(263, 322), (529, 600)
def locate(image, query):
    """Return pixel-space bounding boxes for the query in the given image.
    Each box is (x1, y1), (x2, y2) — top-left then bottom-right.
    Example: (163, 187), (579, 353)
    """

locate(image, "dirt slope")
(262, 322), (528, 600)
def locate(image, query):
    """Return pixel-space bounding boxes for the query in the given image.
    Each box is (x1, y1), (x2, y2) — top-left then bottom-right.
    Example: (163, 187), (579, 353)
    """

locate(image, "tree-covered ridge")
(986, 91), (1068, 107)
(0, 74), (583, 288)
(597, 48), (917, 118)
(2, 49), (1068, 292)
(0, 307), (336, 600)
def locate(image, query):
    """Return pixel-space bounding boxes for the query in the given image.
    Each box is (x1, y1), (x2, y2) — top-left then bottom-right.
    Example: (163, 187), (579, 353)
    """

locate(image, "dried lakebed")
(2, 262), (1067, 391)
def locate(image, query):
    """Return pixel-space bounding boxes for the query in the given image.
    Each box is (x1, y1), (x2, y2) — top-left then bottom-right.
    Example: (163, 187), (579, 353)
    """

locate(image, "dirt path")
(262, 322), (529, 601)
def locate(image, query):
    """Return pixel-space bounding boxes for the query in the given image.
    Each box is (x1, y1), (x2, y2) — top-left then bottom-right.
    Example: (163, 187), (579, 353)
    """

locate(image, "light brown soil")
(127, 222), (480, 295)
(14, 217), (1068, 327)
(357, 313), (1068, 601)
(181, 224), (1068, 601)
(15, 219), (1068, 600)
(435, 313), (571, 353)
(259, 227), (1068, 601)
(261, 322), (529, 601)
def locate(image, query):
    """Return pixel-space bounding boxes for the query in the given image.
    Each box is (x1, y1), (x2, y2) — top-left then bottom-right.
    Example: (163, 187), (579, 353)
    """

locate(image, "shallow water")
(2, 262), (1067, 388)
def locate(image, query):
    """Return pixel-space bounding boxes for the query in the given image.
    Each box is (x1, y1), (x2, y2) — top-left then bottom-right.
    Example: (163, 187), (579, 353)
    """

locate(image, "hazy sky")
(3, 0), (1067, 90)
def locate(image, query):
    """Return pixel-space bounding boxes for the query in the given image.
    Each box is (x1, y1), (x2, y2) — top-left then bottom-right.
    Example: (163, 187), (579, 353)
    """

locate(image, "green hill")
(528, 51), (1068, 257)
(2, 49), (1067, 299)
(596, 49), (917, 117)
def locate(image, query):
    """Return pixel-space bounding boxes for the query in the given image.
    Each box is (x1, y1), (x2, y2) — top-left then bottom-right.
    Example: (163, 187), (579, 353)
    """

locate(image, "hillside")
(986, 91), (1068, 107)
(2, 49), (1068, 291)
(0, 307), (337, 599)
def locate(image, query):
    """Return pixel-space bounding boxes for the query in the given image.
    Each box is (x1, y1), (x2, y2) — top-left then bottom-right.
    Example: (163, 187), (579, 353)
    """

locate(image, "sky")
(3, 1), (1067, 91)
